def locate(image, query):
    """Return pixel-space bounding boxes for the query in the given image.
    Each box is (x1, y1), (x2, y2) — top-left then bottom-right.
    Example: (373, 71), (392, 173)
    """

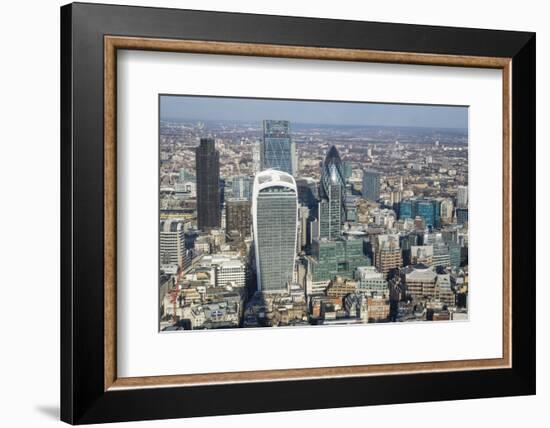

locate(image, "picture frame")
(61, 2), (535, 424)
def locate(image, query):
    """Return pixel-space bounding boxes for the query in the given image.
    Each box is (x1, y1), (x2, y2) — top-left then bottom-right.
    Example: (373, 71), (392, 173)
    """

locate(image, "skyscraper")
(296, 177), (319, 217)
(457, 185), (468, 209)
(230, 175), (253, 200)
(261, 120), (296, 175)
(440, 198), (454, 223)
(252, 169), (298, 293)
(251, 140), (262, 174)
(196, 138), (220, 231)
(362, 169), (380, 201)
(416, 200), (440, 228)
(318, 146), (346, 240)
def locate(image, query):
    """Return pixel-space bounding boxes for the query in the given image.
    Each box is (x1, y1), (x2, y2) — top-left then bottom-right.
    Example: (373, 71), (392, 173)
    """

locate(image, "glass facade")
(319, 146), (346, 239)
(448, 243), (461, 268)
(399, 200), (414, 219)
(253, 171), (298, 293)
(318, 183), (342, 240)
(416, 201), (436, 228)
(362, 169), (380, 201)
(196, 138), (221, 231)
(310, 238), (371, 282)
(399, 198), (441, 228)
(262, 120), (296, 175)
(456, 208), (469, 225)
(230, 175), (252, 200)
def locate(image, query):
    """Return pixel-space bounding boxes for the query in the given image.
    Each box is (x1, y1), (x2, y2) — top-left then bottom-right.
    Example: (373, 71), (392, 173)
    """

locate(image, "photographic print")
(159, 95), (469, 331)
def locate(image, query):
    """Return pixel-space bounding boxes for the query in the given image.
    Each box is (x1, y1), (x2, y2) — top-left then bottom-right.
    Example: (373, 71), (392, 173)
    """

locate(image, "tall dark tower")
(196, 138), (220, 231)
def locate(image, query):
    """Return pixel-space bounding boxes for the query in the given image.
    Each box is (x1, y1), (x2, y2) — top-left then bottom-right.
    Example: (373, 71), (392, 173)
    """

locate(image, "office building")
(230, 175), (253, 200)
(403, 264), (438, 301)
(416, 199), (440, 228)
(225, 198), (252, 239)
(355, 266), (389, 297)
(196, 254), (247, 288)
(437, 274), (455, 306)
(261, 120), (296, 175)
(344, 196), (358, 222)
(399, 197), (441, 228)
(298, 206), (311, 251)
(456, 208), (469, 225)
(457, 185), (468, 209)
(432, 242), (451, 268)
(362, 169), (380, 201)
(449, 242), (462, 268)
(196, 138), (221, 231)
(326, 276), (358, 299)
(374, 234), (403, 276)
(440, 198), (454, 223)
(309, 237), (371, 283)
(367, 296), (391, 321)
(252, 169), (298, 293)
(160, 219), (186, 269)
(318, 146), (346, 240)
(411, 245), (434, 266)
(251, 140), (261, 174)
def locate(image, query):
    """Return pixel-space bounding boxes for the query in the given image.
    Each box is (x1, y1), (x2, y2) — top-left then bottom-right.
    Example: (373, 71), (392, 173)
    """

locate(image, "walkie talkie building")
(252, 169), (298, 293)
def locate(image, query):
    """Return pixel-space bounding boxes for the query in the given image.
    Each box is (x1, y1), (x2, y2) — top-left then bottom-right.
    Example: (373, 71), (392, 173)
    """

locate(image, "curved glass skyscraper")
(252, 169), (298, 293)
(319, 146), (346, 240)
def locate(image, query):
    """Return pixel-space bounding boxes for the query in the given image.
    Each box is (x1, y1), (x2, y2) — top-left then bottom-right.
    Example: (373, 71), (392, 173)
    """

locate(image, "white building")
(457, 185), (468, 209)
(411, 245), (434, 266)
(196, 254), (246, 288)
(160, 219), (186, 269)
(252, 169), (298, 293)
(440, 198), (454, 222)
(355, 266), (389, 297)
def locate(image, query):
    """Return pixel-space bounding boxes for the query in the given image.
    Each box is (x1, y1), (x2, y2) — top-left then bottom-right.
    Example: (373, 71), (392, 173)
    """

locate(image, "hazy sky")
(160, 95), (468, 130)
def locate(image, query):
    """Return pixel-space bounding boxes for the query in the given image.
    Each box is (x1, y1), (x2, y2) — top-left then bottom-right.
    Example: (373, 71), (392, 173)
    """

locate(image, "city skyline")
(159, 95), (469, 332)
(160, 95), (468, 130)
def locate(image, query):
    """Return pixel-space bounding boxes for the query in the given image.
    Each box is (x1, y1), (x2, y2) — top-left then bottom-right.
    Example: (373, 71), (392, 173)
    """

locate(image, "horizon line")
(160, 117), (468, 132)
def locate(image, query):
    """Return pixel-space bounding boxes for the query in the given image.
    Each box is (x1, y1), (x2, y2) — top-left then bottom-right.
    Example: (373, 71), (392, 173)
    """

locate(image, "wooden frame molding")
(104, 35), (512, 391)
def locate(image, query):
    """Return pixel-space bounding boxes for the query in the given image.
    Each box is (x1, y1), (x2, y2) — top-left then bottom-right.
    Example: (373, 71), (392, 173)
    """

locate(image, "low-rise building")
(367, 296), (390, 322)
(355, 266), (389, 297)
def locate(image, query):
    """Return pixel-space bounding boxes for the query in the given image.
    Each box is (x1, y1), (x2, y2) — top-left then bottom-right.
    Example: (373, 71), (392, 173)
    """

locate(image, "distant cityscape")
(159, 97), (469, 331)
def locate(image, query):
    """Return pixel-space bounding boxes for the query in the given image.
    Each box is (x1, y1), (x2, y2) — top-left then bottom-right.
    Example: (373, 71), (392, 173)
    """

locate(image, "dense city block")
(159, 116), (469, 331)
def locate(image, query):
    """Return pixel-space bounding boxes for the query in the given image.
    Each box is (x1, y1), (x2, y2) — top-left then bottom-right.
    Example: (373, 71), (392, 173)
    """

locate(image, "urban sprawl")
(159, 118), (469, 331)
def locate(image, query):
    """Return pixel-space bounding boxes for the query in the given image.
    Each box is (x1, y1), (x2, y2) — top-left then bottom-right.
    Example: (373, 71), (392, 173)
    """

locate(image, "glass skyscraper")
(196, 138), (220, 231)
(362, 169), (380, 201)
(416, 200), (438, 228)
(252, 169), (298, 293)
(319, 146), (346, 240)
(261, 120), (296, 175)
(230, 175), (253, 200)
(399, 198), (441, 228)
